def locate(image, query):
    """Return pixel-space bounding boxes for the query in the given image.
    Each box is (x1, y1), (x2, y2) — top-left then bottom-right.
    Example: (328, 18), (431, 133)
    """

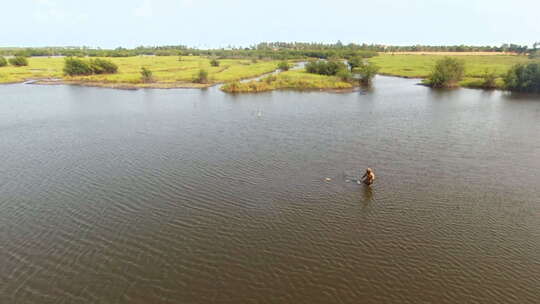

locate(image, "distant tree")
(354, 62), (379, 85)
(194, 69), (209, 83)
(140, 67), (153, 83)
(427, 57), (465, 88)
(504, 63), (540, 93)
(9, 56), (28, 67)
(0, 56), (7, 67)
(277, 61), (290, 71)
(210, 58), (220, 67)
(63, 57), (93, 76)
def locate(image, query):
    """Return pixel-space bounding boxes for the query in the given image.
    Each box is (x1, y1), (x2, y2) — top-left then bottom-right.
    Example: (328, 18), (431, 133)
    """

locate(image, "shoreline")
(0, 75), (505, 93)
(34, 78), (357, 93)
(33, 79), (213, 90)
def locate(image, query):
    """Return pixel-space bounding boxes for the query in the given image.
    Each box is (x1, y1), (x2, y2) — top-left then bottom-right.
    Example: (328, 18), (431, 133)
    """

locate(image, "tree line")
(255, 42), (532, 54)
(1, 42), (535, 59)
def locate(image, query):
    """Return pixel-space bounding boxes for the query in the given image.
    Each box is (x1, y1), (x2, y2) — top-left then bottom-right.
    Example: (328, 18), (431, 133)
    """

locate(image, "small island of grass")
(221, 70), (354, 93)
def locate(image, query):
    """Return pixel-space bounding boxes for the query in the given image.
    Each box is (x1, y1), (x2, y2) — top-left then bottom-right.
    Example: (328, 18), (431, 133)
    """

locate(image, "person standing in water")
(361, 168), (375, 185)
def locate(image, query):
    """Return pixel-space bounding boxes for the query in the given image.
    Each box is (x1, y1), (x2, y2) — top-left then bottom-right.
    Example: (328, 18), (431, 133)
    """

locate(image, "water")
(1, 77), (539, 304)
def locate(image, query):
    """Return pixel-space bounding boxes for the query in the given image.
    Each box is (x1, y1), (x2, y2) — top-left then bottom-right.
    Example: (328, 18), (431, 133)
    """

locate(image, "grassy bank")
(221, 70), (353, 93)
(369, 54), (536, 88)
(0, 56), (282, 88)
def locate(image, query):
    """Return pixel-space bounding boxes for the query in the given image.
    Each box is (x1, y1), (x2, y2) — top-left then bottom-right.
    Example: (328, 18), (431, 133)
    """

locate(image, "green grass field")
(0, 56), (282, 88)
(369, 54), (537, 88)
(221, 69), (353, 93)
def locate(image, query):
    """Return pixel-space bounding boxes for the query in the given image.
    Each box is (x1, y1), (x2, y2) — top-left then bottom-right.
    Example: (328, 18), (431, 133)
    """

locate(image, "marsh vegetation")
(370, 54), (538, 89)
(221, 70), (353, 93)
(0, 56), (284, 88)
(0, 42), (538, 92)
(504, 63), (540, 93)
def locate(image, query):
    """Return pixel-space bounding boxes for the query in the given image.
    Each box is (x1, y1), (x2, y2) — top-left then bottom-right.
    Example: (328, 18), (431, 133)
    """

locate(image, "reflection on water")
(361, 185), (374, 202)
(1, 76), (539, 304)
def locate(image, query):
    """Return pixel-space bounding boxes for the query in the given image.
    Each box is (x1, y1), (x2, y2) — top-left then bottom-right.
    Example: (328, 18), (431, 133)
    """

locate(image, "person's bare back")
(361, 168), (375, 185)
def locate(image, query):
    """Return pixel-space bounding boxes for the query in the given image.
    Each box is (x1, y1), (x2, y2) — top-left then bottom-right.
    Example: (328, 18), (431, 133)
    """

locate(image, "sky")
(1, 0), (539, 48)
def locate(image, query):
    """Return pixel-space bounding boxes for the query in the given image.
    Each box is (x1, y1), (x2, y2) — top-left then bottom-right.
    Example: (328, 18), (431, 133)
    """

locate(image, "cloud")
(134, 0), (153, 17)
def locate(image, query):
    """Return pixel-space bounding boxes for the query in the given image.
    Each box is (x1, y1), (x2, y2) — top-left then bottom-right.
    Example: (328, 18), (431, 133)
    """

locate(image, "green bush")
(427, 57), (465, 88)
(63, 57), (117, 76)
(0, 56), (7, 67)
(347, 56), (363, 70)
(504, 63), (540, 93)
(353, 62), (379, 85)
(63, 57), (93, 76)
(278, 61), (290, 71)
(305, 60), (347, 76)
(194, 69), (209, 83)
(481, 70), (498, 89)
(140, 67), (153, 83)
(210, 58), (220, 67)
(336, 69), (353, 82)
(89, 58), (118, 74)
(9, 56), (28, 67)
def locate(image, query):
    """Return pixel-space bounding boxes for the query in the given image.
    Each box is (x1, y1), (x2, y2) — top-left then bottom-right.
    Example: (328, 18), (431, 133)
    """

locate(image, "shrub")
(0, 56), (7, 67)
(336, 69), (353, 82)
(305, 60), (347, 76)
(278, 61), (290, 71)
(504, 63), (540, 93)
(140, 67), (153, 83)
(481, 70), (498, 89)
(89, 58), (118, 74)
(354, 62), (379, 85)
(63, 57), (93, 76)
(210, 58), (220, 67)
(63, 57), (117, 76)
(194, 69), (209, 83)
(427, 57), (465, 88)
(347, 56), (363, 70)
(9, 56), (28, 67)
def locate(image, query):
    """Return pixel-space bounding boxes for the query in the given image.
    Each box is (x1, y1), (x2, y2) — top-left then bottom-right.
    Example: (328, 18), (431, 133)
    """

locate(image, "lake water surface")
(1, 76), (539, 303)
